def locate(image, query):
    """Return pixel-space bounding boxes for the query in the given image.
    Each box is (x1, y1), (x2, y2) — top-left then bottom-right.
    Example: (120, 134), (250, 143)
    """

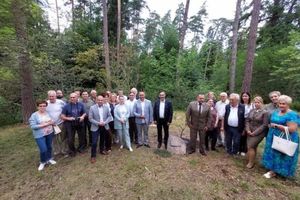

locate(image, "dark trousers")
(129, 117), (138, 143)
(84, 117), (92, 146)
(188, 128), (206, 153)
(91, 127), (108, 158)
(205, 128), (218, 150)
(157, 118), (169, 146)
(225, 126), (241, 155)
(65, 122), (86, 155)
(106, 129), (112, 151)
(239, 134), (248, 153)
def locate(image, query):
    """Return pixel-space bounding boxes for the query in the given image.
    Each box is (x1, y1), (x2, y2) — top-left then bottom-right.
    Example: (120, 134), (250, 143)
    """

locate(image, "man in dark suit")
(186, 94), (211, 155)
(153, 91), (173, 149)
(223, 93), (245, 155)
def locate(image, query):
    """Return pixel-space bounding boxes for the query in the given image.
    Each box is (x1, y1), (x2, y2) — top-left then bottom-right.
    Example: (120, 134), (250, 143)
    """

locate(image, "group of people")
(185, 91), (299, 179)
(29, 89), (299, 180)
(29, 88), (173, 170)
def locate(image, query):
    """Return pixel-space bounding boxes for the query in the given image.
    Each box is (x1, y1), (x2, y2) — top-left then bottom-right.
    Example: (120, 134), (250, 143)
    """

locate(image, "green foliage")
(1, 0), (300, 126)
(270, 31), (300, 98)
(0, 96), (21, 126)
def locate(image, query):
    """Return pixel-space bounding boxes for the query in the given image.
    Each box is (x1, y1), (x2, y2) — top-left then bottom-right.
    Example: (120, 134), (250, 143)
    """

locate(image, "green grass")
(0, 112), (300, 200)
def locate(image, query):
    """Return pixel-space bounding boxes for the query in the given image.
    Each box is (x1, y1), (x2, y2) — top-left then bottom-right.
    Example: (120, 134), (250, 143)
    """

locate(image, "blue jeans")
(225, 126), (241, 155)
(35, 133), (54, 163)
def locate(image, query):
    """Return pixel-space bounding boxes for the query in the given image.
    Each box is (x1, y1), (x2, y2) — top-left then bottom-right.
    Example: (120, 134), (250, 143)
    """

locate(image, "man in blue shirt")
(61, 93), (86, 156)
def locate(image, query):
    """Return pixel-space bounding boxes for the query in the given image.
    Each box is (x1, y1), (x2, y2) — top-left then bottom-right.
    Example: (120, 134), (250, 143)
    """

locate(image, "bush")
(0, 97), (22, 127)
(291, 101), (300, 112)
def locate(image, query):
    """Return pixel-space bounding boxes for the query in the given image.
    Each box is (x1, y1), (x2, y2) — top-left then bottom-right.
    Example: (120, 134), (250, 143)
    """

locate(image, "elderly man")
(80, 91), (95, 146)
(90, 89), (97, 104)
(215, 92), (229, 147)
(186, 94), (211, 155)
(46, 90), (67, 156)
(222, 93), (245, 156)
(61, 93), (86, 156)
(126, 92), (138, 144)
(153, 91), (173, 149)
(89, 95), (113, 163)
(134, 91), (153, 148)
(264, 91), (281, 115)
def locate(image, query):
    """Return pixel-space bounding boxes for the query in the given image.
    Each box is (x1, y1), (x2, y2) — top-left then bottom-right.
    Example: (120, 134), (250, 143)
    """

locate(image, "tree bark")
(242, 0), (261, 93)
(229, 0), (242, 93)
(117, 0), (121, 65)
(55, 0), (60, 33)
(179, 0), (190, 50)
(71, 0), (75, 30)
(11, 0), (36, 123)
(102, 0), (112, 90)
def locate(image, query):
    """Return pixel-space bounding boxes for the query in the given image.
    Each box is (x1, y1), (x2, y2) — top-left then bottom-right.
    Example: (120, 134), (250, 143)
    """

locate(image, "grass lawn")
(0, 111), (299, 200)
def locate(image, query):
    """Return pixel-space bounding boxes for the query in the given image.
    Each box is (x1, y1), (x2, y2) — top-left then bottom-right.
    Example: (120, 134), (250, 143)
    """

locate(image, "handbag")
(53, 125), (62, 135)
(271, 126), (298, 156)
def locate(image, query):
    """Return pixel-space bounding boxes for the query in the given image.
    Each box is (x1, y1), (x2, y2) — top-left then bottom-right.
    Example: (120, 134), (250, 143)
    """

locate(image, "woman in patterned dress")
(262, 95), (299, 178)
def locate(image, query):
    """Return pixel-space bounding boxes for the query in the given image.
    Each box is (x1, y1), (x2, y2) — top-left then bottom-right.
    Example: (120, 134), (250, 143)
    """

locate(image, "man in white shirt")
(89, 95), (113, 163)
(126, 92), (138, 144)
(222, 93), (245, 155)
(46, 90), (67, 156)
(215, 92), (229, 147)
(133, 91), (153, 148)
(153, 91), (173, 149)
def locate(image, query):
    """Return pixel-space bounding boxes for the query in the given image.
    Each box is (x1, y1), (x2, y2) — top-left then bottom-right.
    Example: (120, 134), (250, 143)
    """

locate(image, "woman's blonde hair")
(253, 96), (264, 104)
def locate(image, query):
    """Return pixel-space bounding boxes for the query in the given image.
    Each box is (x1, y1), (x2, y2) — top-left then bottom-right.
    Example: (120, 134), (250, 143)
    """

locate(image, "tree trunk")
(229, 0), (242, 93)
(242, 0), (261, 93)
(102, 0), (112, 90)
(55, 0), (60, 33)
(11, 0), (36, 123)
(179, 0), (190, 50)
(117, 0), (121, 65)
(71, 0), (75, 30)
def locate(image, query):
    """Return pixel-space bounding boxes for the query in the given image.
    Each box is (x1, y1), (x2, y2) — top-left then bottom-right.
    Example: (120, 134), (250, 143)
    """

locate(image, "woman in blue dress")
(262, 95), (299, 178)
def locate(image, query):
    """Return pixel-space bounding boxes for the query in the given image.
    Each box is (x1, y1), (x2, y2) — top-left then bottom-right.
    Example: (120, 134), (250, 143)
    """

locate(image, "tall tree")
(242, 0), (261, 93)
(229, 0), (242, 93)
(188, 4), (207, 48)
(11, 0), (35, 122)
(102, 0), (111, 89)
(179, 0), (190, 49)
(55, 0), (60, 33)
(117, 0), (121, 65)
(128, 0), (146, 42)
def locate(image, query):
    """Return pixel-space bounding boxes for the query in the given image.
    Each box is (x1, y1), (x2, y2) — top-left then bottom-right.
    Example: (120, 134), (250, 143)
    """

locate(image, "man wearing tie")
(89, 95), (113, 163)
(153, 91), (173, 149)
(186, 94), (211, 155)
(133, 91), (153, 148)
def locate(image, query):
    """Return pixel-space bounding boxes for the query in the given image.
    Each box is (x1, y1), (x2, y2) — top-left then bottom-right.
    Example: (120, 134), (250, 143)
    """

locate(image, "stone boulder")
(167, 135), (189, 155)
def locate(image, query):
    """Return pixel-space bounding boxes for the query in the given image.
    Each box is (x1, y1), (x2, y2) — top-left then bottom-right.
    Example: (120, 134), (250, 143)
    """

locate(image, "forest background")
(0, 0), (299, 126)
